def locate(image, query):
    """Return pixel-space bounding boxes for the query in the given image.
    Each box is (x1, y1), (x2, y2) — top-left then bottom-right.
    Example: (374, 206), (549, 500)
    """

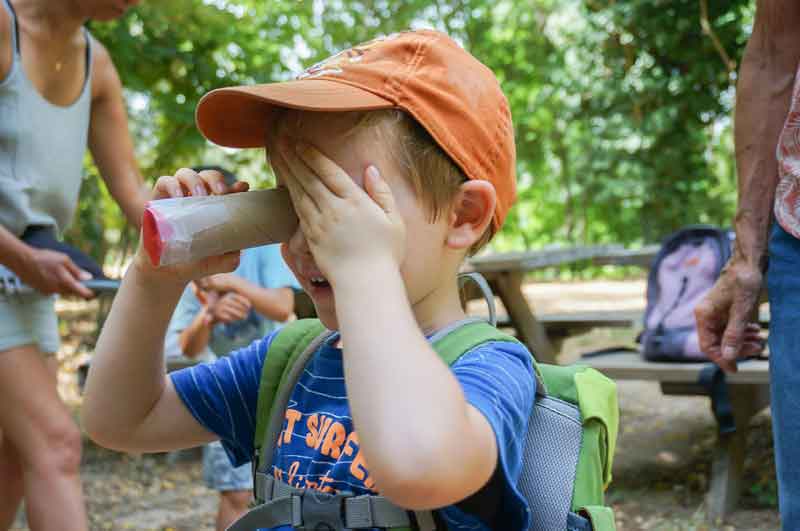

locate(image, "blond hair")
(268, 108), (494, 255)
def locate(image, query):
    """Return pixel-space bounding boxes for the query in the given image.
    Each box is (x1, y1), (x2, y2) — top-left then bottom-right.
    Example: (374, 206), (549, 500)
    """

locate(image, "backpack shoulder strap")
(430, 318), (518, 362)
(254, 319), (328, 467)
(432, 318), (546, 394)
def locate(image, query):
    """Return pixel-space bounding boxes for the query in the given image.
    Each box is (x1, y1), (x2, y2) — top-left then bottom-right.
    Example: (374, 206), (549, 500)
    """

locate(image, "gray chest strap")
(226, 475), (435, 531)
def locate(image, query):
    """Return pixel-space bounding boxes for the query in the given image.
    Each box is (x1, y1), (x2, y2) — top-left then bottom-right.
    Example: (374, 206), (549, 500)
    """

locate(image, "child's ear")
(446, 180), (496, 250)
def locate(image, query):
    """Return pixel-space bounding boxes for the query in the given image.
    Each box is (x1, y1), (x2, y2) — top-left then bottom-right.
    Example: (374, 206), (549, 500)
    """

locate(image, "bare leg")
(216, 490), (251, 531)
(0, 430), (24, 529)
(0, 345), (87, 531)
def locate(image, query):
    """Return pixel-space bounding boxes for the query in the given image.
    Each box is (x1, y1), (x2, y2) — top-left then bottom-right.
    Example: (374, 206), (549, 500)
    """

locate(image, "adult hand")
(209, 292), (251, 324)
(133, 168), (249, 285)
(275, 140), (406, 284)
(18, 247), (94, 299)
(695, 257), (766, 373)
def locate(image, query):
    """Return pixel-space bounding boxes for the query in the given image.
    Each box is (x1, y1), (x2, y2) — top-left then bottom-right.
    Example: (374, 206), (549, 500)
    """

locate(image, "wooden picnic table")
(465, 244), (775, 521)
(463, 244), (659, 363)
(583, 351), (770, 521)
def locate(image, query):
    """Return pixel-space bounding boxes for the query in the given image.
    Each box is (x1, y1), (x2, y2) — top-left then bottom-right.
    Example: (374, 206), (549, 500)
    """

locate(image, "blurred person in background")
(0, 0), (150, 528)
(163, 166), (300, 531)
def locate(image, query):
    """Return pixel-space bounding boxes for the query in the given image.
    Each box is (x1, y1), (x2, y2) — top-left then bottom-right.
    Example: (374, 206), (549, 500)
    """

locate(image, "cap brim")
(196, 79), (395, 148)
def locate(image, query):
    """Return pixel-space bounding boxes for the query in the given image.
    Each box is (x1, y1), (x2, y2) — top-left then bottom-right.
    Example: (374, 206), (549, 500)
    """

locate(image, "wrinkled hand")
(208, 292), (251, 324)
(274, 140), (406, 283)
(18, 247), (93, 299)
(133, 168), (249, 285)
(695, 258), (766, 373)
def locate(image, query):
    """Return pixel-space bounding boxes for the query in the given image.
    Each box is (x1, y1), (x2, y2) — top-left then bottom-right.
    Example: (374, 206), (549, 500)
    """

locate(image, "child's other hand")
(277, 141), (406, 283)
(191, 280), (218, 307)
(133, 168), (249, 286)
(209, 292), (251, 324)
(192, 284), (221, 324)
(196, 273), (240, 294)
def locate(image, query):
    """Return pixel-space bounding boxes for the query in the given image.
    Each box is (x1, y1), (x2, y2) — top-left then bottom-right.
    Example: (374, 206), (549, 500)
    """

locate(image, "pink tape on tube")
(142, 205), (173, 267)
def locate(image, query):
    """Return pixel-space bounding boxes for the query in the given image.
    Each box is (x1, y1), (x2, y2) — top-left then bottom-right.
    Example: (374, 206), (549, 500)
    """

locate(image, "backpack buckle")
(296, 490), (353, 531)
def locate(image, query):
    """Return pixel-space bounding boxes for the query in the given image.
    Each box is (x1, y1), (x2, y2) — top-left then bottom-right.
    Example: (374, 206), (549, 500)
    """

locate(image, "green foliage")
(567, 0), (751, 244)
(749, 480), (779, 508)
(71, 0), (753, 266)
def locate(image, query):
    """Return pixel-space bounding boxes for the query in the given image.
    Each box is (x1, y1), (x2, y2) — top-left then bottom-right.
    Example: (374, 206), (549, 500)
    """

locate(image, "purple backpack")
(641, 226), (733, 361)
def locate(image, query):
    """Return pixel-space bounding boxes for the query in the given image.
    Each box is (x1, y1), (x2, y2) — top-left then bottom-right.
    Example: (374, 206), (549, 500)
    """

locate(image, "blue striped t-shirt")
(171, 330), (535, 530)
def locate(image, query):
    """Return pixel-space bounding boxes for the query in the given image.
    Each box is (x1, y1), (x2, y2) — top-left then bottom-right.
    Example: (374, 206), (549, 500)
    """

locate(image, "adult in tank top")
(0, 1), (149, 529)
(695, 1), (800, 529)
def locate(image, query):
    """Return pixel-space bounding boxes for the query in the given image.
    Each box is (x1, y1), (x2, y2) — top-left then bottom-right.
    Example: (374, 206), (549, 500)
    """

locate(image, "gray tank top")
(0, 0), (92, 236)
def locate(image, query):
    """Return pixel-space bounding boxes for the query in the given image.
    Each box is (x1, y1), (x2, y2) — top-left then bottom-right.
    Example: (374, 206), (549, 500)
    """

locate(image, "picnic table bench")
(582, 351), (770, 522)
(462, 244), (659, 363)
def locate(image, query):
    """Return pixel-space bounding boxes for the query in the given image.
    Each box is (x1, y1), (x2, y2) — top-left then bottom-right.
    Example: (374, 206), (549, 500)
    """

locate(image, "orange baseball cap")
(195, 29), (516, 231)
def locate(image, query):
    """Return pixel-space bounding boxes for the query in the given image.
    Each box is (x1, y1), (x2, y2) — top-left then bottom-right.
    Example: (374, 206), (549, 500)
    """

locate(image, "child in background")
(163, 168), (299, 531)
(165, 243), (298, 531)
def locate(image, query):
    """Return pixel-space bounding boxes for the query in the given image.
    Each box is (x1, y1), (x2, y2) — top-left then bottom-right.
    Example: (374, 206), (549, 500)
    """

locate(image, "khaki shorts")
(0, 288), (59, 355)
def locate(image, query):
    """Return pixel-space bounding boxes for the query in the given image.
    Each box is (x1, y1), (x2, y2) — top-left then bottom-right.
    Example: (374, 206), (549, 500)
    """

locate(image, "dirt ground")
(12, 280), (780, 530)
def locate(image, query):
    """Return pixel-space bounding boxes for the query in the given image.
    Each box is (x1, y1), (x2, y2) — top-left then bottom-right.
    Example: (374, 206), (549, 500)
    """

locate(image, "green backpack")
(228, 317), (619, 531)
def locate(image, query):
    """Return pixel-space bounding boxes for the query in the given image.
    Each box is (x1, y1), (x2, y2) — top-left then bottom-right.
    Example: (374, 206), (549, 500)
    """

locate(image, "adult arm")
(88, 40), (150, 229)
(695, 0), (800, 371)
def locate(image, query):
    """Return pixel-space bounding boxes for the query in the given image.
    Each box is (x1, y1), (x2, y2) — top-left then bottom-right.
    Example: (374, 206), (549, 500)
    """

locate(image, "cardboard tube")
(142, 188), (297, 267)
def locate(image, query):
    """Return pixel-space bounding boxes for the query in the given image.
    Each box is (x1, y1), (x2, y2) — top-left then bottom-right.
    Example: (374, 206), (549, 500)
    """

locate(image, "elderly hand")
(695, 256), (766, 373)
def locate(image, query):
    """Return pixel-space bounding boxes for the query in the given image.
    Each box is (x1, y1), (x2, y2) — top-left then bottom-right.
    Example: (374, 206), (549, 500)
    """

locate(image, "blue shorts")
(202, 440), (253, 492)
(0, 266), (59, 355)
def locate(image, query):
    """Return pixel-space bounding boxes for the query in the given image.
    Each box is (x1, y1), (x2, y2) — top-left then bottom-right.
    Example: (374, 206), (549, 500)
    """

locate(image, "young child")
(83, 30), (536, 530)
(165, 239), (298, 531)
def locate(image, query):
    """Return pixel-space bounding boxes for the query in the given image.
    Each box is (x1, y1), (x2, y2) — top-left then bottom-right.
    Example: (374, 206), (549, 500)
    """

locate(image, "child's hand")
(192, 283), (221, 324)
(209, 292), (252, 324)
(196, 273), (241, 294)
(133, 168), (249, 286)
(276, 141), (406, 283)
(191, 280), (219, 306)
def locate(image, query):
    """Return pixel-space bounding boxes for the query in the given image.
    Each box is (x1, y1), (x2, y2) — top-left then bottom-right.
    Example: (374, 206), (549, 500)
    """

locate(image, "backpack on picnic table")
(640, 225), (733, 362)
(226, 312), (619, 531)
